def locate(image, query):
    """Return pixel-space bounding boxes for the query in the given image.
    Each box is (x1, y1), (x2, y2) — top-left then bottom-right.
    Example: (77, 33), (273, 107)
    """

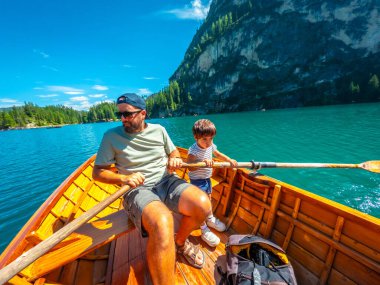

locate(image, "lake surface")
(0, 102), (379, 252)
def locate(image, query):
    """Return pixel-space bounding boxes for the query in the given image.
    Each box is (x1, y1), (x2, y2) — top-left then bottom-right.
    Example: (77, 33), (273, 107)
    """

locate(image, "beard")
(123, 120), (144, 133)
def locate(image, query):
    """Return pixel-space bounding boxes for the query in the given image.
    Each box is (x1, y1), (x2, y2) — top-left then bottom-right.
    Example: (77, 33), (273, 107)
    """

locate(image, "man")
(92, 93), (210, 284)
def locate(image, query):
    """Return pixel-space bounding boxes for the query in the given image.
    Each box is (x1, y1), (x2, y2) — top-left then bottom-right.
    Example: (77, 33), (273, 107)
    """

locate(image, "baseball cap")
(116, 93), (146, 110)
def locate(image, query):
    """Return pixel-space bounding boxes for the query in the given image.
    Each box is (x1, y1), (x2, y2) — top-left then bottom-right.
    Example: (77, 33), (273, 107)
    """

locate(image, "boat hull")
(0, 147), (379, 284)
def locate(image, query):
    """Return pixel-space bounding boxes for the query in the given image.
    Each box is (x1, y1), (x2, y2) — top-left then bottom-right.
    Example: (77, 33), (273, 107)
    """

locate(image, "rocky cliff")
(170, 0), (380, 114)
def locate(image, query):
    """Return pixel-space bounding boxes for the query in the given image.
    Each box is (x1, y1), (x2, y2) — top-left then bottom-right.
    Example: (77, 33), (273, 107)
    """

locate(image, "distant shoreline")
(1, 124), (68, 131)
(1, 120), (117, 131)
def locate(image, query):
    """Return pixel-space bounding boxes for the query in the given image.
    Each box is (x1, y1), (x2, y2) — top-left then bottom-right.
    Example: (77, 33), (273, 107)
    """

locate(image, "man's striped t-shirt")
(188, 143), (217, 180)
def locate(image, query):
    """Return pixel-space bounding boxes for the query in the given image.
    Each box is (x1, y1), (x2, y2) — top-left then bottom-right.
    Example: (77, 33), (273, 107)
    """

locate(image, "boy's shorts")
(190, 178), (212, 195)
(122, 173), (190, 237)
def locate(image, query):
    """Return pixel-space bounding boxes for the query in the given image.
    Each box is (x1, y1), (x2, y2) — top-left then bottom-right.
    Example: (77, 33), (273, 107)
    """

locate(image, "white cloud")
(137, 88), (152, 96)
(93, 99), (113, 105)
(47, 86), (85, 95)
(70, 96), (88, 102)
(122, 64), (134, 68)
(92, 84), (108, 91)
(143, 76), (158, 80)
(0, 98), (18, 103)
(164, 0), (211, 20)
(38, 94), (59, 98)
(65, 91), (84, 95)
(0, 98), (22, 108)
(64, 101), (92, 111)
(89, 93), (106, 98)
(33, 49), (50, 58)
(42, 65), (59, 72)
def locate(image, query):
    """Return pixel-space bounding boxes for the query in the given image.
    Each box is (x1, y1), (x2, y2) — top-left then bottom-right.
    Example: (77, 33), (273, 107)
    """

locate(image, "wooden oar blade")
(361, 161), (380, 173)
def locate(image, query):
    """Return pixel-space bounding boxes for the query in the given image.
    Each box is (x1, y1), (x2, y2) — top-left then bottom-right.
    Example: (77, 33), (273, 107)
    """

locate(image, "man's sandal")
(176, 239), (205, 269)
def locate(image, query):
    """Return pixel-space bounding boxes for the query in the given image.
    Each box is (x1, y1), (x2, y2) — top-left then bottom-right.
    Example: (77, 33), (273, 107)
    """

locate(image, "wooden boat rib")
(0, 147), (379, 284)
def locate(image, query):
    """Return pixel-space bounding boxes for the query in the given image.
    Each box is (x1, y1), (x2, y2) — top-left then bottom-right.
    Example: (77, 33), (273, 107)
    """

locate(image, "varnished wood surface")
(109, 218), (229, 285)
(0, 147), (379, 284)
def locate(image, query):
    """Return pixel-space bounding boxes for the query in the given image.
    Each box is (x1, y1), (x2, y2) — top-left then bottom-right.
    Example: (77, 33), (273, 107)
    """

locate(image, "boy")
(187, 119), (237, 246)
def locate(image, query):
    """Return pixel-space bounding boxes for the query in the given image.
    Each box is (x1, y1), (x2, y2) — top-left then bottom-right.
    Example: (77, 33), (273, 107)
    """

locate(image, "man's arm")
(92, 165), (145, 188)
(167, 149), (183, 172)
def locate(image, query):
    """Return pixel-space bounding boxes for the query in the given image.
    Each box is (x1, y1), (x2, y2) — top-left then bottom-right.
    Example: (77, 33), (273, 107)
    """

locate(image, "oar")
(182, 160), (380, 173)
(0, 184), (131, 284)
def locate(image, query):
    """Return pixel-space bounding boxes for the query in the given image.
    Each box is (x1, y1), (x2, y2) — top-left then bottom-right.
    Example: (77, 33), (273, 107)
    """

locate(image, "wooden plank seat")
(210, 174), (227, 188)
(18, 210), (134, 282)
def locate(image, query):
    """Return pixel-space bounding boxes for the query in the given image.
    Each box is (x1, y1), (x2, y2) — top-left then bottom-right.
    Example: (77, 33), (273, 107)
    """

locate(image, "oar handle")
(182, 162), (254, 168)
(0, 185), (131, 284)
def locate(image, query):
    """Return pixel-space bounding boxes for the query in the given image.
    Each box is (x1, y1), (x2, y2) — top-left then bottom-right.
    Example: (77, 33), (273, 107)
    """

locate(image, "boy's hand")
(203, 159), (214, 167)
(229, 159), (238, 167)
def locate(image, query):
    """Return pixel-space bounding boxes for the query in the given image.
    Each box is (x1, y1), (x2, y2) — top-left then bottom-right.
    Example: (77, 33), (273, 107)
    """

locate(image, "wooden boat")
(0, 147), (379, 284)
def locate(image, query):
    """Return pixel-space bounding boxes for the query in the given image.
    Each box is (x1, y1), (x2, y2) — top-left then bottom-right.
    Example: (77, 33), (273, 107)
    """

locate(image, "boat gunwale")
(0, 154), (97, 268)
(240, 169), (380, 226)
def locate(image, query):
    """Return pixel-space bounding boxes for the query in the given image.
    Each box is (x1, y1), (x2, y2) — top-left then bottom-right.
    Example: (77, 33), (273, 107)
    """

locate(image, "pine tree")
(369, 74), (379, 89)
(2, 112), (16, 128)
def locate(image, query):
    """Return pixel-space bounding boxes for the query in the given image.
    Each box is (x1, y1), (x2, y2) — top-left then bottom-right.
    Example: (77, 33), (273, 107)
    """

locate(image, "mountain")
(169, 0), (380, 114)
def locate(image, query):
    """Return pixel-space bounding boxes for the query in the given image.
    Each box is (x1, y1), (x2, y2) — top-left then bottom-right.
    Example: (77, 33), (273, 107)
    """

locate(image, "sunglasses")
(115, 110), (142, 118)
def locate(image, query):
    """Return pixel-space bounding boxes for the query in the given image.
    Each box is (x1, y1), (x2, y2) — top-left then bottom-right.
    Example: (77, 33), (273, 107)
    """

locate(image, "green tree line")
(2, 73), (378, 129)
(0, 101), (118, 130)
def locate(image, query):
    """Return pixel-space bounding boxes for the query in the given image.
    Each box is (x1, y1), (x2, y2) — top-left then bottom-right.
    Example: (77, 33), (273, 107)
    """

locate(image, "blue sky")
(0, 0), (211, 110)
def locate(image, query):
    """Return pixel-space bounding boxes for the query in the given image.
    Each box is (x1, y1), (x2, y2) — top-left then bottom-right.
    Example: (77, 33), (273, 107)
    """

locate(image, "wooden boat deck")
(16, 213), (231, 284)
(108, 220), (230, 285)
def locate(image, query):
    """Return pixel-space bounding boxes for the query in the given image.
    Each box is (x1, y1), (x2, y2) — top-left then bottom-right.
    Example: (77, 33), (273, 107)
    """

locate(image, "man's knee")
(143, 204), (174, 244)
(196, 191), (212, 218)
(180, 186), (211, 219)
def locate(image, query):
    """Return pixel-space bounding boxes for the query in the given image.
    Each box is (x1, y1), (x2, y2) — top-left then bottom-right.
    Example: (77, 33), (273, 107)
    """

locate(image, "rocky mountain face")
(170, 0), (380, 114)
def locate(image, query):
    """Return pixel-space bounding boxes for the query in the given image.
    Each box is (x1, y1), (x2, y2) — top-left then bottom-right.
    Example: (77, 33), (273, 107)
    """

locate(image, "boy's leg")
(197, 178), (227, 232)
(189, 178), (214, 223)
(189, 178), (221, 246)
(207, 215), (227, 232)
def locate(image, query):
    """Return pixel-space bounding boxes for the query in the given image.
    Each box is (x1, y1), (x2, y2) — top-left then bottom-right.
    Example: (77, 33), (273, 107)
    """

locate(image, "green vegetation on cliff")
(146, 81), (192, 118)
(147, 0), (380, 117)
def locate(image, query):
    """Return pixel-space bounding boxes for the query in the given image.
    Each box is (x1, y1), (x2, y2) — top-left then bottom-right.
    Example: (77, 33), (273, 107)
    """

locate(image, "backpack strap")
(217, 265), (228, 285)
(269, 262), (291, 285)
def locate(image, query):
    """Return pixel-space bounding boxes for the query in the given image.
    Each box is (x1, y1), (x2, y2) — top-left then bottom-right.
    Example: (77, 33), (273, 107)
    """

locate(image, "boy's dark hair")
(192, 119), (216, 138)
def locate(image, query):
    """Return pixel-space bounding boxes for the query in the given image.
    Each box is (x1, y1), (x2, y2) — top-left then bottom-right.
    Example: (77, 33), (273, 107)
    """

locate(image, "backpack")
(218, 234), (297, 285)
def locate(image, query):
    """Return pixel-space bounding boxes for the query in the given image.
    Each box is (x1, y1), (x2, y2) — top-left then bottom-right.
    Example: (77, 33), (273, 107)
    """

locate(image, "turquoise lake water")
(0, 103), (379, 252)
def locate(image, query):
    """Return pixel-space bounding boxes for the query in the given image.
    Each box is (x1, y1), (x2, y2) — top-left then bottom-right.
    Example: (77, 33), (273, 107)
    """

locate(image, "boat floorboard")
(110, 224), (230, 284)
